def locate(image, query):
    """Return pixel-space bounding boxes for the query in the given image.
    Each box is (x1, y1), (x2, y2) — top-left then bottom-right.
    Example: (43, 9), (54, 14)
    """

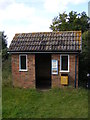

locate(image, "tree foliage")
(79, 31), (89, 87)
(50, 11), (89, 33)
(2, 32), (8, 61)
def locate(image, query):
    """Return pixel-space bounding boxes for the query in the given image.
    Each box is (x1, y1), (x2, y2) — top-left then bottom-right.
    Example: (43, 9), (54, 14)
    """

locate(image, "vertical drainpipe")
(75, 55), (77, 88)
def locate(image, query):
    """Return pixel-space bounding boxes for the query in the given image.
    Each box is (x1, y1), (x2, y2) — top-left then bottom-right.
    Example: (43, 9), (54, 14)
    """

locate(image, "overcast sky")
(0, 0), (89, 47)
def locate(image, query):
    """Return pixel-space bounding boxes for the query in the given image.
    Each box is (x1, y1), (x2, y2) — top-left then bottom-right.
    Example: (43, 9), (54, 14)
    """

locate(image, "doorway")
(35, 53), (51, 89)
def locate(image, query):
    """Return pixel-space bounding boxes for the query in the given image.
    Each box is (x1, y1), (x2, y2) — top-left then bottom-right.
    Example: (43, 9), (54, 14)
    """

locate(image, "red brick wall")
(51, 54), (78, 88)
(51, 54), (60, 88)
(69, 55), (78, 87)
(11, 53), (78, 88)
(12, 54), (35, 88)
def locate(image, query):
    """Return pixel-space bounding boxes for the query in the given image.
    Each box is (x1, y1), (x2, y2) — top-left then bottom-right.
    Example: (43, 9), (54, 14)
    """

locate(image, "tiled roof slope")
(8, 31), (82, 52)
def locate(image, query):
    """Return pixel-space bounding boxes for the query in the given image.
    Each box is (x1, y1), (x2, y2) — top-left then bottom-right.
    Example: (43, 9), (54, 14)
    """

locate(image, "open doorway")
(35, 53), (51, 89)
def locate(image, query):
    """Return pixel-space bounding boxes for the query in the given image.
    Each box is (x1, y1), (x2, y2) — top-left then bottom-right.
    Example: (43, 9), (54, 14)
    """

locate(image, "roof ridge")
(15, 31), (81, 35)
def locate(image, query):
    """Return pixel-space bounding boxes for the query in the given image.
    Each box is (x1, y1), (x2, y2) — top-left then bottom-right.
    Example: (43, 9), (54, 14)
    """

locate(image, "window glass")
(61, 56), (68, 70)
(20, 55), (26, 70)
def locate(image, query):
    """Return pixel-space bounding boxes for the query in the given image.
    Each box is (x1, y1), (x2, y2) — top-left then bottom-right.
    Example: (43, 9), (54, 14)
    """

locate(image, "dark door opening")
(35, 54), (51, 89)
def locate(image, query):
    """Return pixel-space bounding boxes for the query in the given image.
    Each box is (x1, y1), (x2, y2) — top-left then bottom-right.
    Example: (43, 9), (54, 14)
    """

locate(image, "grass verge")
(2, 87), (88, 118)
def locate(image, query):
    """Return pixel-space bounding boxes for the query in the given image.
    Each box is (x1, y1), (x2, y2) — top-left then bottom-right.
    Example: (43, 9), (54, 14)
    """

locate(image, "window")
(60, 55), (69, 72)
(19, 55), (27, 71)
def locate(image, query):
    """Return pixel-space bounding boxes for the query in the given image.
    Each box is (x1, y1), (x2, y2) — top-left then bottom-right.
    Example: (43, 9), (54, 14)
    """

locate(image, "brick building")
(8, 31), (82, 88)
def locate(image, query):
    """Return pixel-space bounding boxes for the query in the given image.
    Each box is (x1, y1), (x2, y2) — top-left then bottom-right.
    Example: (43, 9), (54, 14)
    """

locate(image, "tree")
(1, 32), (8, 61)
(50, 11), (89, 33)
(79, 31), (89, 87)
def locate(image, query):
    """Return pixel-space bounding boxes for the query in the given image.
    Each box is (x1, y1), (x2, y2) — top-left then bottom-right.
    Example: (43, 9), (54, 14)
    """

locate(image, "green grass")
(2, 56), (12, 87)
(2, 56), (88, 118)
(2, 87), (88, 118)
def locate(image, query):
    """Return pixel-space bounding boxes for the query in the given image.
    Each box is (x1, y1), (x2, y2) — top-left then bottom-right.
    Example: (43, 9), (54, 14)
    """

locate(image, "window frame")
(19, 54), (28, 71)
(60, 54), (69, 72)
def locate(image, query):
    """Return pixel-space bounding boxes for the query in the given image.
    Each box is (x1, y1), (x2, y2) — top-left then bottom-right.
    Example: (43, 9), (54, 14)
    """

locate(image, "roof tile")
(8, 31), (82, 52)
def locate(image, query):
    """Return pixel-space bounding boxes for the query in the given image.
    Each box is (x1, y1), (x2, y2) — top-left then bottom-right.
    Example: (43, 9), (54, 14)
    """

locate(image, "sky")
(0, 0), (89, 47)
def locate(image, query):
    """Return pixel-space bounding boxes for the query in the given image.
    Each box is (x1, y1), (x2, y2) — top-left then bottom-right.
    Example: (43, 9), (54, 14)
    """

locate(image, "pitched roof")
(8, 31), (82, 53)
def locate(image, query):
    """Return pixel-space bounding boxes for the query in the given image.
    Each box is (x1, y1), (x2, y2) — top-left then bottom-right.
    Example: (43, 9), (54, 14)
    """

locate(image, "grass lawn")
(2, 57), (88, 118)
(2, 87), (88, 118)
